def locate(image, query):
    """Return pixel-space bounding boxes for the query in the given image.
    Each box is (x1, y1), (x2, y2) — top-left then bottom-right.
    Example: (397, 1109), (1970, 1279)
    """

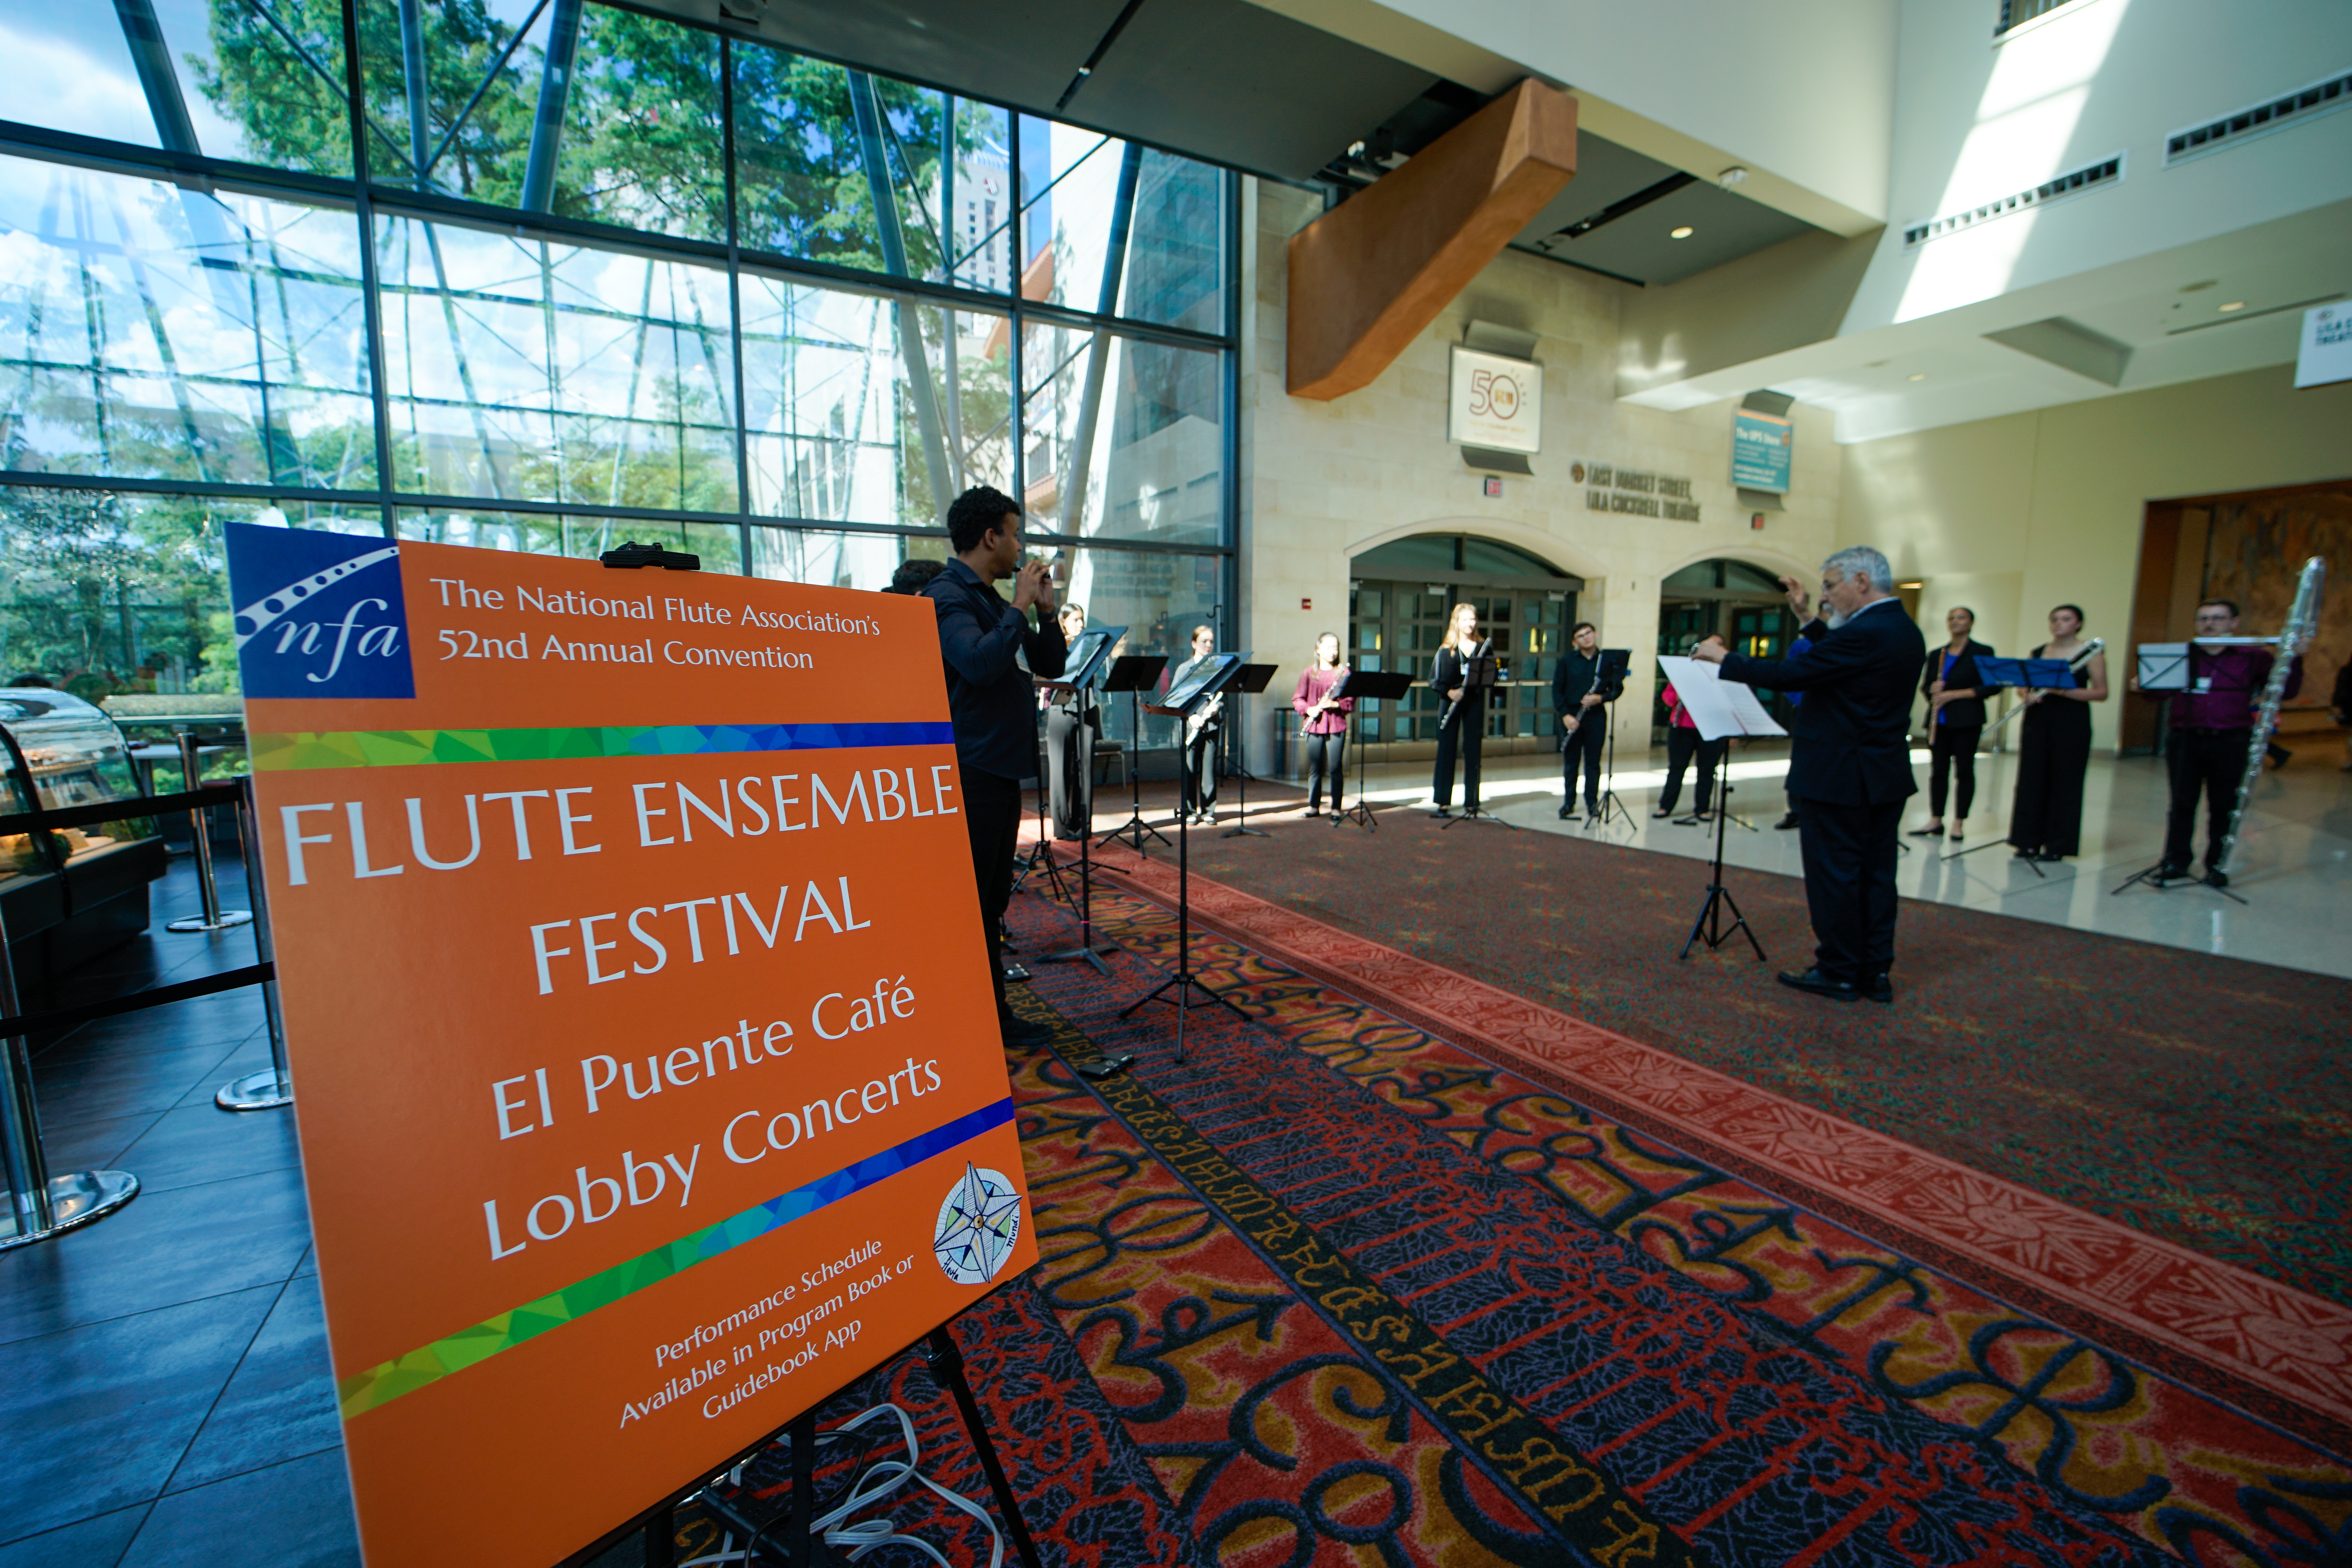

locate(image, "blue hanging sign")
(1731, 409), (1792, 493)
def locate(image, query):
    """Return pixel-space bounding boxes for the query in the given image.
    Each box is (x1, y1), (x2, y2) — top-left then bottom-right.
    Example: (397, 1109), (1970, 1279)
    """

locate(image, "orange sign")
(225, 527), (1033, 1566)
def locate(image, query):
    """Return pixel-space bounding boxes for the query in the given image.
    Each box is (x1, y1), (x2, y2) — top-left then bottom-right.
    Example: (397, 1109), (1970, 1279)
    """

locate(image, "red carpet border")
(1069, 842), (2352, 1451)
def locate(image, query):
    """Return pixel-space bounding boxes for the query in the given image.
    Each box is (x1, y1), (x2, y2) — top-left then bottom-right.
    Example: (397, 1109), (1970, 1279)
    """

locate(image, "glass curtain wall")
(0, 0), (1234, 716)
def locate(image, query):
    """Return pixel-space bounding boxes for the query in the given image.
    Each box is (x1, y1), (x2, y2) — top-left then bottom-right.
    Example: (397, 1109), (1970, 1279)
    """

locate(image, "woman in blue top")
(1910, 606), (1997, 841)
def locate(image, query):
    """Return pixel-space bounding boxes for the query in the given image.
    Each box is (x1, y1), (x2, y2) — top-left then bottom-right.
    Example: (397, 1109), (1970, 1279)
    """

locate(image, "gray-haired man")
(1694, 547), (1924, 1004)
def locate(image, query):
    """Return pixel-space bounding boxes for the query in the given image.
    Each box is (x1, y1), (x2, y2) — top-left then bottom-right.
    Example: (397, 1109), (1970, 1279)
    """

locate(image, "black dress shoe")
(2204, 866), (2229, 887)
(1907, 824), (1944, 837)
(1774, 813), (1800, 830)
(1429, 807), (1453, 819)
(1002, 1018), (1055, 1048)
(1862, 973), (1893, 1004)
(1070, 1052), (1134, 1080)
(1776, 968), (1858, 1001)
(2152, 862), (2191, 882)
(2033, 850), (2064, 863)
(1557, 804), (1578, 820)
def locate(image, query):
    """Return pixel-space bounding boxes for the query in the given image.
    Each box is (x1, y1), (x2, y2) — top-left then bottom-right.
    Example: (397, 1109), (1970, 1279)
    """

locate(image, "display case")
(0, 690), (169, 985)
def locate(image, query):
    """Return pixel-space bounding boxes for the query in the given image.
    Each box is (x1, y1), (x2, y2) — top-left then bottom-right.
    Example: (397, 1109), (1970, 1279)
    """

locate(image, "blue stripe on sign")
(696, 1098), (1018, 1259)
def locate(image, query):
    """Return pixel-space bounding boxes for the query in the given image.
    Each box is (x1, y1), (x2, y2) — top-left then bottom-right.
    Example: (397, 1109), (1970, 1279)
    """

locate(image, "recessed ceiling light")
(1866, 359), (1890, 368)
(2181, 279), (2218, 293)
(1908, 372), (1927, 381)
(1669, 226), (1694, 239)
(2219, 301), (2245, 311)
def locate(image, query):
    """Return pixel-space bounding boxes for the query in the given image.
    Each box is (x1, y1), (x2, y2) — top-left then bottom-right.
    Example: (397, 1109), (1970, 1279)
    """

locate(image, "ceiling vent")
(2163, 69), (2352, 166)
(1902, 154), (2123, 249)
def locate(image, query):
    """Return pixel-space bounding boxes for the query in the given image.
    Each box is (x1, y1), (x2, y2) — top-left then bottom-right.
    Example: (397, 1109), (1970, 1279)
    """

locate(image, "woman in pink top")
(1655, 636), (1729, 820)
(1291, 632), (1355, 817)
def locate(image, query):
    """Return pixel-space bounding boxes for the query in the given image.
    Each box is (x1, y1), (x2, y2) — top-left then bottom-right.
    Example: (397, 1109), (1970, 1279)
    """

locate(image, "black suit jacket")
(1721, 600), (1925, 806)
(924, 559), (1066, 781)
(1920, 639), (2000, 729)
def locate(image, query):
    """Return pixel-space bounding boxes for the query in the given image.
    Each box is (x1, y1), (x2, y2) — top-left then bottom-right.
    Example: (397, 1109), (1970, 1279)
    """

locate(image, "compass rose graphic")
(933, 1163), (1021, 1284)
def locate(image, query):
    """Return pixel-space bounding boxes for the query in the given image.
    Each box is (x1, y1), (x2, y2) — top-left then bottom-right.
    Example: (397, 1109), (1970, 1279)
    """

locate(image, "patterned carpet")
(644, 878), (2352, 1568)
(1127, 808), (2352, 1311)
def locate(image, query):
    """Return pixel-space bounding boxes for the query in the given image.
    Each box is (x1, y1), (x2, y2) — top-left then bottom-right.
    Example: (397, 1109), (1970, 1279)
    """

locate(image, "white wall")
(1239, 179), (1842, 770)
(1838, 362), (2352, 750)
(1846, 0), (2352, 332)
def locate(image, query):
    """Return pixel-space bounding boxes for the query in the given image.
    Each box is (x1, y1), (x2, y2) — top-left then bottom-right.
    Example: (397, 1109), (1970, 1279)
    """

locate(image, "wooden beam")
(1287, 79), (1576, 401)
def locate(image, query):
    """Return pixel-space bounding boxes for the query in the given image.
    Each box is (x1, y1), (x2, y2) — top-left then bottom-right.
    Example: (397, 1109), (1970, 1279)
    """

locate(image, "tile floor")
(1261, 734), (2352, 980)
(0, 853), (358, 1568)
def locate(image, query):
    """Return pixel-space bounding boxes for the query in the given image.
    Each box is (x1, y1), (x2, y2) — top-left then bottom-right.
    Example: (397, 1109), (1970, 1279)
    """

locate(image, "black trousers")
(1304, 731), (1347, 809)
(1927, 724), (1981, 819)
(1181, 724), (1220, 814)
(2009, 704), (2091, 857)
(1659, 728), (1725, 815)
(1797, 797), (1904, 984)
(1561, 718), (1604, 810)
(2164, 727), (2250, 869)
(1045, 706), (1092, 840)
(962, 768), (1023, 1028)
(1433, 713), (1482, 808)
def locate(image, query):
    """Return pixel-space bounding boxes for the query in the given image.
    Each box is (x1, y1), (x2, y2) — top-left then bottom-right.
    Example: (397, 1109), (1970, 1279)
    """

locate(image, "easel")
(1658, 654), (1782, 962)
(1122, 660), (1252, 1063)
(1100, 654), (1169, 855)
(1440, 651), (1510, 830)
(622, 1314), (1047, 1568)
(1221, 663), (1277, 838)
(1332, 670), (1415, 831)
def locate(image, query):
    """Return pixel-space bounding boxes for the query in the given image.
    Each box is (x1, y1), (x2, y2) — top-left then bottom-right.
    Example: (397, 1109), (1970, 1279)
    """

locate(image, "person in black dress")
(1430, 602), (1489, 818)
(1910, 606), (1998, 842)
(2007, 603), (2109, 862)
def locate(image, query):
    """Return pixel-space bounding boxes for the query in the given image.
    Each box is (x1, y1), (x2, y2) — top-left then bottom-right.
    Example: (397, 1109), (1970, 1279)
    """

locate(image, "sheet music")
(1659, 657), (1788, 742)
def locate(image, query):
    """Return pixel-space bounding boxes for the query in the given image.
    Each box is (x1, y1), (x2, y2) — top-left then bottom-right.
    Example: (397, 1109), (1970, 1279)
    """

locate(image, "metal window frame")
(0, 0), (1240, 579)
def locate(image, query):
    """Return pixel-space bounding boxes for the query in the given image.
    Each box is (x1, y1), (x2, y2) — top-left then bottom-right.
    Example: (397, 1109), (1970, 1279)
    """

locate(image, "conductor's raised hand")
(1779, 574), (1812, 618)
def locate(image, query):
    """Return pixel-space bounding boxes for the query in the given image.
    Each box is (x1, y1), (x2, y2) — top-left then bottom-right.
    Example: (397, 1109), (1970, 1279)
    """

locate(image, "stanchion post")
(0, 899), (138, 1249)
(167, 727), (252, 935)
(216, 777), (293, 1112)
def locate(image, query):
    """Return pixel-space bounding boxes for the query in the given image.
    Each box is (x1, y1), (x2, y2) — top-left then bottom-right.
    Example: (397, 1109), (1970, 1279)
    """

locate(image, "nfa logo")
(223, 523), (416, 700)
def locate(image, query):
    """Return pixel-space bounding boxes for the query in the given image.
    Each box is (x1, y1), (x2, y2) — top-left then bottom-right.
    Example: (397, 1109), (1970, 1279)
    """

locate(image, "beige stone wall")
(1236, 179), (1844, 772)
(1837, 363), (2352, 753)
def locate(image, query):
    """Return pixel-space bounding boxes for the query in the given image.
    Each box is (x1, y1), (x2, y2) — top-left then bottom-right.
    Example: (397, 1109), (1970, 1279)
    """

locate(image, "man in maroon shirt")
(2153, 599), (2302, 885)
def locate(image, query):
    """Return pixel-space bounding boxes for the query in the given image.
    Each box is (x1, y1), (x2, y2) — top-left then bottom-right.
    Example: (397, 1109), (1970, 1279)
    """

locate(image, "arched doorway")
(1348, 534), (1583, 757)
(1655, 558), (1803, 736)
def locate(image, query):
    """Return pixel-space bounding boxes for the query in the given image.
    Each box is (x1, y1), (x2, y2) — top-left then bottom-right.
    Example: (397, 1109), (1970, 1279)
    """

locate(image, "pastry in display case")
(0, 690), (171, 986)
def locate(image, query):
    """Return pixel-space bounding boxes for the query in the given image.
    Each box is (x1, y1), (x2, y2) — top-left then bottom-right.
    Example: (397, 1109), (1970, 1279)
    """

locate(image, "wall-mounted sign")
(2295, 303), (2352, 389)
(1448, 345), (1541, 455)
(1731, 409), (1792, 492)
(1578, 463), (1700, 522)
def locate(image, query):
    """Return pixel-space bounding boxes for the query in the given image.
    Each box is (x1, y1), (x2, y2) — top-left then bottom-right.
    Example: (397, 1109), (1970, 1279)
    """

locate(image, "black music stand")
(1101, 653), (1169, 855)
(1122, 657), (1252, 1063)
(1222, 663), (1278, 838)
(1036, 627), (1128, 975)
(1679, 778), (1766, 962)
(1333, 670), (1414, 830)
(1011, 731), (1072, 906)
(1441, 652), (1510, 830)
(1584, 649), (1633, 827)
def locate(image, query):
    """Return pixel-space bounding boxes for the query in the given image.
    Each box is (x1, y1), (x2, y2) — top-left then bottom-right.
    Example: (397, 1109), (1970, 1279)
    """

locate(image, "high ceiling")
(641, 0), (1821, 286)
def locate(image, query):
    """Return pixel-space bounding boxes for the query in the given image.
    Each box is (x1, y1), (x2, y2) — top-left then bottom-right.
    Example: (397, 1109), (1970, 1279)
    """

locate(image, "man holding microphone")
(1693, 546), (1923, 1004)
(927, 486), (1127, 1070)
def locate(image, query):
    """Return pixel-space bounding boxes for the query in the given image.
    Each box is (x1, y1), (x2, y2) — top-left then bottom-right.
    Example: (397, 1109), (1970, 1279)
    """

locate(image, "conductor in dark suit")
(1693, 546), (1924, 1004)
(925, 486), (1067, 1048)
